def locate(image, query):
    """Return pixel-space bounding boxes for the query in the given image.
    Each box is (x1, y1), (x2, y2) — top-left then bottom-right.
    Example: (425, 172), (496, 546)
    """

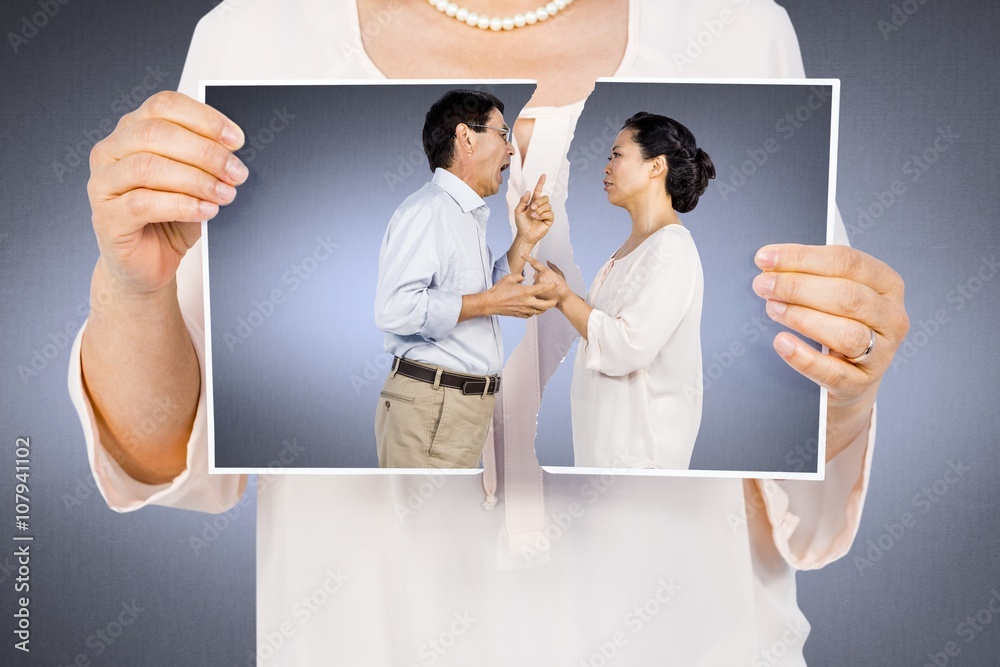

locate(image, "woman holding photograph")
(526, 112), (714, 469)
(72, 0), (911, 663)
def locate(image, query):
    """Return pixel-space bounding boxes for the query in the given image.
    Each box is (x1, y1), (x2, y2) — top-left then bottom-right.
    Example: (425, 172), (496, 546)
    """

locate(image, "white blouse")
(67, 1), (876, 665)
(573, 224), (704, 469)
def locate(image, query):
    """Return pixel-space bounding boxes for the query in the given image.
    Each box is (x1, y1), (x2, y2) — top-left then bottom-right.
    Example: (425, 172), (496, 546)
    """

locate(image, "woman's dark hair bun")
(622, 112), (715, 213)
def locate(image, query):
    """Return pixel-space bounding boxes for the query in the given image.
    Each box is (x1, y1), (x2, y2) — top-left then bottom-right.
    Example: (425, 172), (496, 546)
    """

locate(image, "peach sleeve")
(755, 408), (875, 570)
(754, 204), (877, 569)
(67, 313), (247, 514)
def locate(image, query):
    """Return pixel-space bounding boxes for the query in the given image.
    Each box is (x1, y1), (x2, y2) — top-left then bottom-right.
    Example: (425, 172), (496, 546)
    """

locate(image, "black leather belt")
(393, 357), (501, 395)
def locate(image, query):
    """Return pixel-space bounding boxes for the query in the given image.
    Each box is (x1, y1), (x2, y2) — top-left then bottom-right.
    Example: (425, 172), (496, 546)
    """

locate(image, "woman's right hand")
(87, 90), (248, 295)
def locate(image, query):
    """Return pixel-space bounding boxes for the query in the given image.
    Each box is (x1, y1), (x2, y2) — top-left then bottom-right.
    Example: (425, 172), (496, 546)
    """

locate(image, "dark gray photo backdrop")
(535, 80), (830, 471)
(1, 0), (997, 665)
(205, 81), (830, 473)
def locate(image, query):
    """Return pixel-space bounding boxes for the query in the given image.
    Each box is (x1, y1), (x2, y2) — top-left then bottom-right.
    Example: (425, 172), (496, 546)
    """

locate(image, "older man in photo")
(374, 89), (556, 469)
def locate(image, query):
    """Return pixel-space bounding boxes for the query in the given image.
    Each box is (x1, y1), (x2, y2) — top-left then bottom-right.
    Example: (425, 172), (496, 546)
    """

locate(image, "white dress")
(67, 1), (876, 665)
(572, 224), (704, 469)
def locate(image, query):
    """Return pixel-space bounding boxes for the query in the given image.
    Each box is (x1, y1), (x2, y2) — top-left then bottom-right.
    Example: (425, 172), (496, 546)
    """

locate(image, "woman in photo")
(526, 112), (714, 468)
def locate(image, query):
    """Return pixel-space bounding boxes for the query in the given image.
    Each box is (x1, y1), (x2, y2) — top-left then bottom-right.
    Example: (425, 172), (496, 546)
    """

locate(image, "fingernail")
(765, 300), (786, 317)
(226, 155), (249, 183)
(752, 273), (775, 297)
(215, 181), (237, 203)
(199, 201), (219, 219)
(756, 248), (777, 269)
(774, 335), (796, 357)
(222, 124), (244, 149)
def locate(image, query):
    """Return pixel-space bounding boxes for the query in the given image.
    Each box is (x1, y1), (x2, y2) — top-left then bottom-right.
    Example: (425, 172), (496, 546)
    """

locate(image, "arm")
(458, 274), (556, 322)
(81, 90), (248, 486)
(70, 304), (248, 513)
(751, 407), (876, 570)
(527, 231), (700, 377)
(375, 204), (464, 341)
(726, 4), (908, 569)
(374, 206), (558, 334)
(751, 207), (908, 568)
(523, 254), (593, 337)
(81, 263), (199, 485)
(506, 174), (554, 277)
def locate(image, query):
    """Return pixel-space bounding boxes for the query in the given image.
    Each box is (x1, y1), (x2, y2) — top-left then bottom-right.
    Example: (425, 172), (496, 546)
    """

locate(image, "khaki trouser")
(374, 363), (495, 469)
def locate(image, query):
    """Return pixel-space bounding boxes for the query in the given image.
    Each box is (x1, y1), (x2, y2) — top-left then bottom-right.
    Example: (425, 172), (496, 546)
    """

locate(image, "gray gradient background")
(205, 81), (829, 473)
(0, 0), (997, 665)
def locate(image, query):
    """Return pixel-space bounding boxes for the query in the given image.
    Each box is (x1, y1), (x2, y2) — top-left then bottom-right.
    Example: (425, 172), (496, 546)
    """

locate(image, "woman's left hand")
(752, 244), (910, 457)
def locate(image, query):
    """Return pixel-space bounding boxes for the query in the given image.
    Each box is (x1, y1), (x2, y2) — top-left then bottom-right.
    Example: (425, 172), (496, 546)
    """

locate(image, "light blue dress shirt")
(375, 168), (511, 375)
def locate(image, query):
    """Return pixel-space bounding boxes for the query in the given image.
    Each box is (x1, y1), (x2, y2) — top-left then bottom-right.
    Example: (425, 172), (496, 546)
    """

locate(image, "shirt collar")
(432, 167), (488, 214)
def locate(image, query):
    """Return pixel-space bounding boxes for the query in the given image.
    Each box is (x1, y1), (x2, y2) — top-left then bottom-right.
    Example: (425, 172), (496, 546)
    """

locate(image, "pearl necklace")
(427, 0), (574, 31)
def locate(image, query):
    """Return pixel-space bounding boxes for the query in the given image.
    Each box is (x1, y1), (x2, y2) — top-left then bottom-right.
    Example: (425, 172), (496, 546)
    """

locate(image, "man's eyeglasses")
(466, 124), (512, 145)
